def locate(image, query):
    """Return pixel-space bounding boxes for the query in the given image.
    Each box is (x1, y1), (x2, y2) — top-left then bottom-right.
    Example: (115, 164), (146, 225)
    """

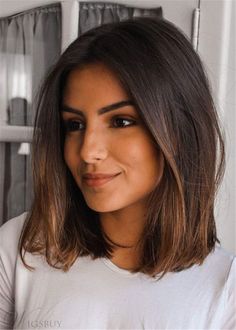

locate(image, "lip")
(83, 173), (121, 187)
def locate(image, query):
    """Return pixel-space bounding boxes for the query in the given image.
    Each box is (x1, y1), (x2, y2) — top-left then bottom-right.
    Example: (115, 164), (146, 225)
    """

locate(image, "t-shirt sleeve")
(0, 228), (14, 329)
(221, 256), (236, 329)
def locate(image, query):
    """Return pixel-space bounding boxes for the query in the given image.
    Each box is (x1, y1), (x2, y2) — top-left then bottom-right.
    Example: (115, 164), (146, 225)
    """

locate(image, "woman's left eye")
(112, 117), (136, 128)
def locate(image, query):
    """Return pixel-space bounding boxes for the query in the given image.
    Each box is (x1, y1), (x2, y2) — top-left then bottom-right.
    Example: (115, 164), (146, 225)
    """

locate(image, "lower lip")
(83, 173), (121, 187)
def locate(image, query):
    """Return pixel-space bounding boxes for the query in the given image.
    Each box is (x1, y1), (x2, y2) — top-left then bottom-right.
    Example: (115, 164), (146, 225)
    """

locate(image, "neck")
(99, 201), (147, 270)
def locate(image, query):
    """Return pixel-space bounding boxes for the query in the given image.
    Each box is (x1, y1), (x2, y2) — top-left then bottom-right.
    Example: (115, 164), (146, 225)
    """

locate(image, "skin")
(61, 62), (164, 270)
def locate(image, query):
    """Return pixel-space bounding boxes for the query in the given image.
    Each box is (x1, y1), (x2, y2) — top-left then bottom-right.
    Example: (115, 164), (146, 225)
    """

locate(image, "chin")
(85, 199), (124, 213)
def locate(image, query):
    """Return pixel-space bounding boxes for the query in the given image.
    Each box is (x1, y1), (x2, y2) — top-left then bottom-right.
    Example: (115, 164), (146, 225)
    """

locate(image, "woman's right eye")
(64, 120), (84, 132)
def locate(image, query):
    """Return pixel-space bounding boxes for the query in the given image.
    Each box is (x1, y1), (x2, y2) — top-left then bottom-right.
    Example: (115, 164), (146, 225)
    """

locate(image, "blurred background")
(0, 0), (235, 254)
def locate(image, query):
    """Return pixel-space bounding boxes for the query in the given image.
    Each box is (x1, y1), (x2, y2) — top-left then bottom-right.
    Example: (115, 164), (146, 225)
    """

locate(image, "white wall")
(199, 0), (236, 254)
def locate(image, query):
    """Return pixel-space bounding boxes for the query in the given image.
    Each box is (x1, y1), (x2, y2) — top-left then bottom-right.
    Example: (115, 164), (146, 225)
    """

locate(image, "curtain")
(78, 1), (163, 34)
(0, 3), (62, 223)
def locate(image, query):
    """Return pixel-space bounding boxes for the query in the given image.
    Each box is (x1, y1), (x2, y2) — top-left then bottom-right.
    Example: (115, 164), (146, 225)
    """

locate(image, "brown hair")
(19, 17), (225, 279)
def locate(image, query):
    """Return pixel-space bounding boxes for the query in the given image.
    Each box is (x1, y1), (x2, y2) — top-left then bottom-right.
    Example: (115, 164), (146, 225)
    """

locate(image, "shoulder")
(163, 244), (236, 328)
(210, 245), (236, 328)
(202, 245), (236, 316)
(207, 244), (235, 275)
(0, 212), (28, 236)
(0, 211), (28, 238)
(198, 244), (235, 285)
(211, 245), (236, 298)
(0, 212), (28, 257)
(0, 213), (28, 328)
(171, 244), (235, 298)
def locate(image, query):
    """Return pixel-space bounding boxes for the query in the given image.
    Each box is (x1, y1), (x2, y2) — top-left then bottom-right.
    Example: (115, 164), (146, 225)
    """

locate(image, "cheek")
(63, 140), (77, 171)
(123, 136), (157, 169)
(125, 136), (162, 186)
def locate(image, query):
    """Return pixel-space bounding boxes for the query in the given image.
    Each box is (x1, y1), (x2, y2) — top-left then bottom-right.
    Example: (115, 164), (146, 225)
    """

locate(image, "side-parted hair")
(19, 17), (225, 279)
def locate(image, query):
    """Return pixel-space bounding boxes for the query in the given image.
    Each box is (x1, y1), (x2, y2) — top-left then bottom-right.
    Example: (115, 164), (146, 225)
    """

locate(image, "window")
(0, 0), (198, 224)
(0, 3), (62, 222)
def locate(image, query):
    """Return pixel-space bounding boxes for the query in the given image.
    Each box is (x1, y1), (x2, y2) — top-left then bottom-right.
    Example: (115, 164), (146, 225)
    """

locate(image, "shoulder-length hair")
(19, 17), (225, 279)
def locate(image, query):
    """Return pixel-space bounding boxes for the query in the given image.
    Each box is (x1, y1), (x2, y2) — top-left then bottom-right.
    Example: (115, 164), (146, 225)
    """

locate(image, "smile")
(83, 173), (121, 187)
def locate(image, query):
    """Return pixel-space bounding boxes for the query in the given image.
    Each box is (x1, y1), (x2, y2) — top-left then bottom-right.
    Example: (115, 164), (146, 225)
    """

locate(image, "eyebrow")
(61, 100), (135, 116)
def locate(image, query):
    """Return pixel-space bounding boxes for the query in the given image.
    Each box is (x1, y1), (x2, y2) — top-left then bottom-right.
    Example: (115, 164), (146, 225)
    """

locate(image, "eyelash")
(63, 117), (137, 133)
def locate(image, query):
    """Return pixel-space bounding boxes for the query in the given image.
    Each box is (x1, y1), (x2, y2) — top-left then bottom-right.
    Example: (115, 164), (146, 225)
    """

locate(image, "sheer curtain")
(0, 3), (62, 223)
(78, 1), (163, 34)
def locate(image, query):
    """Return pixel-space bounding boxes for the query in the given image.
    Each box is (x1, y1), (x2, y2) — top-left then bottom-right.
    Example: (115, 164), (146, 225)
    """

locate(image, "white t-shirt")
(0, 212), (235, 330)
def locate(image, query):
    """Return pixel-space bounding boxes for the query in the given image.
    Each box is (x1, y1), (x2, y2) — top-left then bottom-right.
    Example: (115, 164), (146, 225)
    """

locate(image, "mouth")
(83, 173), (121, 187)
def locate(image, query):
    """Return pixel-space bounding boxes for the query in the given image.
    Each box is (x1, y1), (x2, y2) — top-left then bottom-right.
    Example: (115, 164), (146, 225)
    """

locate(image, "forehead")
(63, 63), (129, 102)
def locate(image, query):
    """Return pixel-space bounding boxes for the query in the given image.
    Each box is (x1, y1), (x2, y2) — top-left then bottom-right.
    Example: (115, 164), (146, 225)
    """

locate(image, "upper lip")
(83, 173), (121, 179)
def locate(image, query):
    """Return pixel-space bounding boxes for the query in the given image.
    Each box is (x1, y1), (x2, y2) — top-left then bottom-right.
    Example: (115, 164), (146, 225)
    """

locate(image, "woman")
(0, 17), (235, 329)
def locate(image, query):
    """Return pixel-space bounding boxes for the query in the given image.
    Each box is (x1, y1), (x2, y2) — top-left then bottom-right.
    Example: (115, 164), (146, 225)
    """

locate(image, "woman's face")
(61, 63), (164, 212)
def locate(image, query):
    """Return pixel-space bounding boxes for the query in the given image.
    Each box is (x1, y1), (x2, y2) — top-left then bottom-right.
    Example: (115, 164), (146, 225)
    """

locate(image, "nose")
(79, 127), (108, 163)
